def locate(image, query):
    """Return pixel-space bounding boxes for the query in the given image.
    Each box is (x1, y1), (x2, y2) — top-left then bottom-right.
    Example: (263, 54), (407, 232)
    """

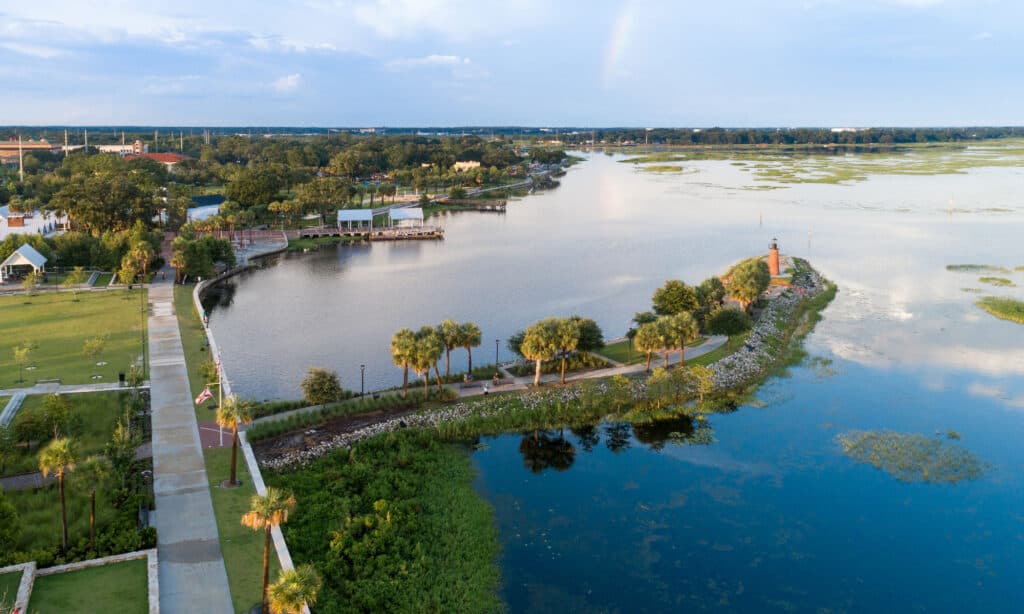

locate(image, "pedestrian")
(483, 385), (489, 396)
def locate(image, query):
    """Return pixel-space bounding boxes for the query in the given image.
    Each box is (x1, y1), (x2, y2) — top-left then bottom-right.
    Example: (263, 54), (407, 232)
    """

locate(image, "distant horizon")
(3, 124), (1023, 131)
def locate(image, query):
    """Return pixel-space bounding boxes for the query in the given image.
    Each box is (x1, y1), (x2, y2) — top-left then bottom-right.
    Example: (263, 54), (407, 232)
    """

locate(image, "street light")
(495, 339), (499, 370)
(360, 364), (366, 397)
(140, 286), (147, 375)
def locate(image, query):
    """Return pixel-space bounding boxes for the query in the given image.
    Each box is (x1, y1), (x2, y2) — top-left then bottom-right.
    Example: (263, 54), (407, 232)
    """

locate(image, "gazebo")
(336, 209), (374, 230)
(389, 208), (424, 227)
(0, 243), (47, 282)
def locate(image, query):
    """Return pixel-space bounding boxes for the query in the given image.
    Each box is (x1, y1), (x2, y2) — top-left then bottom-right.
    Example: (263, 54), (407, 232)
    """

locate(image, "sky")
(1, 0), (1021, 126)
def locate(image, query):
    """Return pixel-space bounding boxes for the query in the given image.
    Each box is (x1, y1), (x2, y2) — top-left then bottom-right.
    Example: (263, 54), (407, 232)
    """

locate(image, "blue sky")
(1, 0), (1020, 126)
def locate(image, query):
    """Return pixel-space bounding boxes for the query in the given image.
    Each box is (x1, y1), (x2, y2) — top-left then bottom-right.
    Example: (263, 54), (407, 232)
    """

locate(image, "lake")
(208, 148), (1024, 611)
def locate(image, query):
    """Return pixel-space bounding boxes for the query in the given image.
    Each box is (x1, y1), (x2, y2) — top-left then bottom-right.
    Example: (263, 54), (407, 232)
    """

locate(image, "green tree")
(727, 259), (771, 311)
(242, 487), (297, 614)
(554, 317), (581, 384)
(225, 166), (284, 208)
(129, 240), (156, 277)
(104, 411), (141, 493)
(83, 335), (107, 365)
(0, 425), (14, 474)
(77, 455), (111, 553)
(652, 280), (699, 316)
(13, 341), (33, 384)
(696, 277), (726, 312)
(62, 265), (89, 291)
(667, 311), (700, 365)
(705, 307), (753, 347)
(634, 322), (662, 373)
(268, 564), (322, 614)
(216, 394), (254, 487)
(437, 319), (463, 378)
(521, 318), (560, 386)
(300, 368), (342, 408)
(412, 327), (443, 396)
(687, 364), (716, 403)
(21, 270), (41, 292)
(568, 315), (604, 355)
(459, 322), (482, 374)
(39, 437), (78, 553)
(42, 393), (73, 439)
(390, 328), (416, 399)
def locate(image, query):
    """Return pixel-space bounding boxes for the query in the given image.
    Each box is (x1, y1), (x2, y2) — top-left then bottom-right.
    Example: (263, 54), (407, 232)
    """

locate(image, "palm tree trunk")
(59, 474), (68, 553)
(534, 359), (542, 386)
(445, 349), (451, 378)
(663, 349), (669, 368)
(90, 489), (96, 553)
(229, 423), (239, 485)
(261, 526), (271, 613)
(434, 363), (443, 392)
(423, 373), (429, 396)
(560, 354), (567, 384)
(680, 345), (686, 366)
(645, 352), (652, 373)
(402, 364), (409, 399)
(466, 346), (473, 373)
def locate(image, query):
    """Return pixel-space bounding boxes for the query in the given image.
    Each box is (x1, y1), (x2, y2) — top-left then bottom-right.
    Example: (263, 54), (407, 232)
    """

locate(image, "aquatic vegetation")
(641, 165), (684, 173)
(960, 288), (983, 293)
(975, 296), (1024, 324)
(946, 264), (1011, 273)
(978, 276), (1015, 287)
(836, 430), (986, 483)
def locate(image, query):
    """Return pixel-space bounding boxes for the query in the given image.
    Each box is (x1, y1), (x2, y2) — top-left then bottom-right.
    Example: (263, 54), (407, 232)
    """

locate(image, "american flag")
(195, 386), (214, 405)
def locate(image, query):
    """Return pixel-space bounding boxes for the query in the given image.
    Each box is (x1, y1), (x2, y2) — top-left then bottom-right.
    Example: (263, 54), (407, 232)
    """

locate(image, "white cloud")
(386, 54), (470, 70)
(271, 73), (302, 92)
(0, 42), (63, 58)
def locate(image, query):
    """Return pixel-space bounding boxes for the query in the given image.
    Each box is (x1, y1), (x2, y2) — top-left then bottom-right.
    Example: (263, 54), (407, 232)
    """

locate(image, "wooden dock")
(442, 199), (507, 212)
(287, 226), (444, 241)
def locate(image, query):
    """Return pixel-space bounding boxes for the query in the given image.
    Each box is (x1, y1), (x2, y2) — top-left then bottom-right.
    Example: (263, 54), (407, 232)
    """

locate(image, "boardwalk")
(148, 272), (233, 613)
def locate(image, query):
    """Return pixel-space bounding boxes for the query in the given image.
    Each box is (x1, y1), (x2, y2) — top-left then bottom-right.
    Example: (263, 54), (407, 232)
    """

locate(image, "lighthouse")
(768, 238), (780, 276)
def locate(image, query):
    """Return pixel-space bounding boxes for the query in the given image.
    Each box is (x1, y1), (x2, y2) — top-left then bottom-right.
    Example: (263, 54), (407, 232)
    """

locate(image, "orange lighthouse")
(768, 238), (780, 276)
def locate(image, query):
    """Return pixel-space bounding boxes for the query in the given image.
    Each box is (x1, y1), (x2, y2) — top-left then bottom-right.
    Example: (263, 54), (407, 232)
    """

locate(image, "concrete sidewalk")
(148, 273), (233, 613)
(0, 380), (150, 397)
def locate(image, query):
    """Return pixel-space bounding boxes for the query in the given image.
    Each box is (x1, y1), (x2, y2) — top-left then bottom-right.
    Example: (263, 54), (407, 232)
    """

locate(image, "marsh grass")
(946, 264), (1011, 273)
(837, 430), (986, 483)
(978, 276), (1015, 287)
(975, 296), (1024, 324)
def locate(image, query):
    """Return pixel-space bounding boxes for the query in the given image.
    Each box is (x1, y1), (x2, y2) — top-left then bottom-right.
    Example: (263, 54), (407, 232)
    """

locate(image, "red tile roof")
(125, 152), (188, 164)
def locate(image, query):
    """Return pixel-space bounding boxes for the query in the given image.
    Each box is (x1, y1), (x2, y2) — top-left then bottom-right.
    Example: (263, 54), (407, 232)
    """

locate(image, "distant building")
(125, 152), (188, 170)
(98, 140), (148, 156)
(0, 137), (60, 156)
(453, 161), (481, 172)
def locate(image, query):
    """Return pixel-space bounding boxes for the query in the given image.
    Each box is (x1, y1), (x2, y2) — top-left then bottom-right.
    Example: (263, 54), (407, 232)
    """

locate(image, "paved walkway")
(147, 272), (233, 613)
(0, 381), (150, 397)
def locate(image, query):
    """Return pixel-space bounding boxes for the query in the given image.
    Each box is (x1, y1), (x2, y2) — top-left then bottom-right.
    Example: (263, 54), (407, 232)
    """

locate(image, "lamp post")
(140, 285), (147, 375)
(495, 339), (499, 369)
(360, 364), (366, 397)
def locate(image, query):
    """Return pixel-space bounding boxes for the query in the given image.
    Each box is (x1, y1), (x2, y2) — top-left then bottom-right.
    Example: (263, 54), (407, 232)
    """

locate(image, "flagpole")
(218, 353), (224, 447)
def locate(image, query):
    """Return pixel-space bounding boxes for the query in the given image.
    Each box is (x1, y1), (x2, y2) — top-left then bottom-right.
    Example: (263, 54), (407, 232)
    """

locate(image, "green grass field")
(0, 290), (147, 387)
(0, 570), (22, 610)
(597, 336), (711, 366)
(28, 558), (148, 614)
(173, 285), (217, 421)
(205, 447), (280, 614)
(2, 391), (134, 476)
(92, 273), (114, 287)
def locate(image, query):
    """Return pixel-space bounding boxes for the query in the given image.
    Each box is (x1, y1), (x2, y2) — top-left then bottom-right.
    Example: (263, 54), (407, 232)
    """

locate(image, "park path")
(251, 335), (729, 427)
(147, 265), (234, 613)
(0, 380), (150, 397)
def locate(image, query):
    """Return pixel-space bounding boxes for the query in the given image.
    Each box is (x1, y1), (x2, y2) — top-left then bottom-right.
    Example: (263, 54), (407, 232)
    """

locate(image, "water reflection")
(518, 430), (576, 473)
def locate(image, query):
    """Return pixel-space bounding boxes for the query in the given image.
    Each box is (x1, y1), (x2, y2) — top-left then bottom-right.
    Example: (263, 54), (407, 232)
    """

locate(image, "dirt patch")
(250, 406), (421, 465)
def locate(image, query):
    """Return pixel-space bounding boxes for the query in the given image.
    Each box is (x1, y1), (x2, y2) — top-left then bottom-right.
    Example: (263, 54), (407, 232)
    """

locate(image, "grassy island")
(975, 296), (1024, 324)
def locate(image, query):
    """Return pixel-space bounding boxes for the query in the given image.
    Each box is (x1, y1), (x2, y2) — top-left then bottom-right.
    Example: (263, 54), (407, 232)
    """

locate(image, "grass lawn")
(28, 558), (148, 614)
(2, 391), (134, 477)
(92, 273), (114, 287)
(205, 446), (280, 614)
(597, 337), (710, 366)
(0, 570), (22, 609)
(173, 285), (216, 421)
(688, 332), (751, 367)
(0, 290), (147, 388)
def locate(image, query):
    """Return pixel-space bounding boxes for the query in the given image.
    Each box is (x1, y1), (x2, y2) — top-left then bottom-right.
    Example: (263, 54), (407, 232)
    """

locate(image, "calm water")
(209, 150), (1024, 611)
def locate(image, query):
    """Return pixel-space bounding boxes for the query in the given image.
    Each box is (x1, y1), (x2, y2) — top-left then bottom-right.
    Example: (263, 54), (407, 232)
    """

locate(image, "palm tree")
(521, 318), (559, 387)
(554, 318), (581, 384)
(39, 437), (78, 553)
(415, 327), (444, 395)
(634, 322), (661, 373)
(437, 319), (462, 378)
(460, 322), (482, 374)
(242, 487), (297, 614)
(669, 311), (700, 365)
(655, 316), (678, 368)
(78, 455), (111, 553)
(216, 394), (254, 487)
(268, 564), (322, 614)
(129, 240), (155, 277)
(390, 328), (416, 399)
